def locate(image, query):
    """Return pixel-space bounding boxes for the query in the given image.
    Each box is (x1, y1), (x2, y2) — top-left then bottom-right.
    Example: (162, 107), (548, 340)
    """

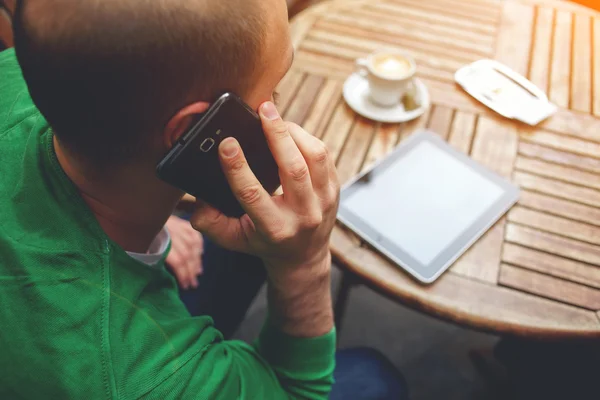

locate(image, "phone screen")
(156, 93), (280, 217)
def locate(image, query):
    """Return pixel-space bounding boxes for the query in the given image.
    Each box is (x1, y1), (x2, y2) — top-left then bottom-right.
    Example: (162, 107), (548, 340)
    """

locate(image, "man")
(0, 0), (407, 398)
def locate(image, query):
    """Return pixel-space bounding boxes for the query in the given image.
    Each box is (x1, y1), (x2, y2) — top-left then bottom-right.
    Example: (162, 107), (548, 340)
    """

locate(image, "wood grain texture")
(284, 75), (325, 125)
(471, 117), (518, 178)
(448, 112), (477, 154)
(518, 190), (600, 227)
(302, 79), (343, 138)
(502, 242), (600, 289)
(549, 11), (573, 108)
(518, 141), (600, 175)
(528, 7), (554, 93)
(362, 123), (400, 172)
(331, 237), (600, 337)
(514, 171), (600, 208)
(401, 107), (431, 140)
(322, 12), (493, 57)
(450, 117), (517, 282)
(594, 18), (600, 117)
(571, 14), (592, 113)
(505, 223), (600, 265)
(387, 0), (499, 24)
(499, 264), (600, 310)
(508, 205), (600, 245)
(450, 219), (506, 284)
(336, 116), (376, 184)
(494, 1), (535, 76)
(520, 129), (600, 158)
(276, 71), (305, 114)
(320, 101), (356, 163)
(286, 0), (600, 338)
(427, 106), (454, 140)
(540, 108), (600, 143)
(515, 156), (600, 191)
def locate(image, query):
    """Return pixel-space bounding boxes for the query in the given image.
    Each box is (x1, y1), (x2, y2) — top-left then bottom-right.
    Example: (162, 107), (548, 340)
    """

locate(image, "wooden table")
(279, 0), (600, 339)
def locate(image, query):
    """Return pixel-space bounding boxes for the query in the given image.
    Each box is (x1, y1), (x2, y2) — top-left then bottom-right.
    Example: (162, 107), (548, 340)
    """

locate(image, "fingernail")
(220, 137), (239, 158)
(260, 101), (279, 120)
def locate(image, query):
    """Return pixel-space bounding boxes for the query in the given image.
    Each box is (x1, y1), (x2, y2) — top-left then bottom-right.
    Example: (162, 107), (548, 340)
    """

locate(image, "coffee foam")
(371, 54), (413, 79)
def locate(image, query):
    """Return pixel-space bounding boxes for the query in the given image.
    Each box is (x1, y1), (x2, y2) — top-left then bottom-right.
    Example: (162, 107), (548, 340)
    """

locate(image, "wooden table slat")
(528, 7), (554, 93)
(302, 79), (344, 138)
(494, 1), (535, 77)
(508, 205), (600, 246)
(336, 116), (377, 184)
(571, 14), (593, 113)
(306, 28), (468, 73)
(448, 112), (477, 154)
(549, 10), (573, 109)
(322, 13), (494, 57)
(593, 18), (600, 117)
(471, 117), (518, 178)
(284, 75), (325, 125)
(540, 108), (600, 143)
(502, 242), (600, 289)
(289, 0), (600, 338)
(299, 38), (456, 82)
(314, 20), (485, 64)
(276, 71), (306, 113)
(515, 156), (600, 191)
(348, 6), (496, 48)
(367, 2), (497, 36)
(320, 102), (356, 160)
(427, 106), (454, 140)
(520, 129), (600, 159)
(331, 237), (600, 336)
(518, 141), (600, 175)
(386, 0), (499, 24)
(450, 219), (505, 284)
(362, 123), (401, 172)
(514, 171), (600, 209)
(518, 190), (600, 227)
(400, 108), (431, 140)
(505, 223), (600, 265)
(499, 264), (600, 310)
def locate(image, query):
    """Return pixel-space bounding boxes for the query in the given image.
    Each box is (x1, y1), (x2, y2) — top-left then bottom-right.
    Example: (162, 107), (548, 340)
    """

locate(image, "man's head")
(14, 0), (292, 168)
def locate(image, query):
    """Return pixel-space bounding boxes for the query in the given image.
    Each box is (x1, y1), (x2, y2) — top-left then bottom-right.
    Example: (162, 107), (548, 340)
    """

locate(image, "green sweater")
(0, 48), (335, 399)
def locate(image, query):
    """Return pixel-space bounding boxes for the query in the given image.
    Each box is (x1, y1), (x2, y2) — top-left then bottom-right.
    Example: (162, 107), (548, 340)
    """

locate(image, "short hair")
(13, 0), (266, 165)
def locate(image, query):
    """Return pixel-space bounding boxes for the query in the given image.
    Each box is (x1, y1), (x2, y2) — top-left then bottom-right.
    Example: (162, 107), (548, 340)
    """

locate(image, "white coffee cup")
(356, 51), (417, 107)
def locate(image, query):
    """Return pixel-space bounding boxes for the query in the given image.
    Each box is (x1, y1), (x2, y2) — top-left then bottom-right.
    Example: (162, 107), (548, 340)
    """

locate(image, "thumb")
(259, 101), (288, 139)
(190, 201), (249, 253)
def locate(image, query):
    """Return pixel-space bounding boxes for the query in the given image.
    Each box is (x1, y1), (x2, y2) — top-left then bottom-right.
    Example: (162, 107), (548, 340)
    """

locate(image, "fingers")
(218, 137), (282, 232)
(287, 123), (334, 199)
(259, 102), (314, 209)
(190, 200), (250, 253)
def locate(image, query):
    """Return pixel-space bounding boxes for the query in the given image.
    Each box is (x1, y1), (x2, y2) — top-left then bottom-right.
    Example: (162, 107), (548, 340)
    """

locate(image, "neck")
(54, 137), (183, 253)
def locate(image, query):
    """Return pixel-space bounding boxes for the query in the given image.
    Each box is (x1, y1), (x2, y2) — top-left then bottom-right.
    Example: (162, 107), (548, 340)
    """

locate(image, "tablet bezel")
(337, 130), (520, 284)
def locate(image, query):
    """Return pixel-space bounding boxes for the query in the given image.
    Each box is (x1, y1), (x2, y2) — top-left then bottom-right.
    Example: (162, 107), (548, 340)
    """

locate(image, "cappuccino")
(371, 54), (413, 79)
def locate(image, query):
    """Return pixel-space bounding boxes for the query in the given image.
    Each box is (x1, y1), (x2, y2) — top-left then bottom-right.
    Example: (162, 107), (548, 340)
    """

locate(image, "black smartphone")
(156, 93), (280, 217)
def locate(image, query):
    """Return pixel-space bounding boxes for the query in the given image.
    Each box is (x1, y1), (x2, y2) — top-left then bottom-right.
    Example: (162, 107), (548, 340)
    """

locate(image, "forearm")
(265, 252), (334, 338)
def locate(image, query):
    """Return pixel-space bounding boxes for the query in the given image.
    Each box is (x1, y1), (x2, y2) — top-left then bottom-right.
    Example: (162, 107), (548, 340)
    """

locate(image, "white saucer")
(343, 73), (430, 123)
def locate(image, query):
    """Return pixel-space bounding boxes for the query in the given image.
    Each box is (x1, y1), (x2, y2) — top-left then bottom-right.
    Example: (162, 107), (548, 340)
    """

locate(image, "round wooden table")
(280, 0), (600, 339)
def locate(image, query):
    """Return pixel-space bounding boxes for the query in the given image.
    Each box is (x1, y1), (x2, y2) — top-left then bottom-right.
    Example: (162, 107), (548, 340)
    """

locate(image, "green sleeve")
(141, 324), (336, 400)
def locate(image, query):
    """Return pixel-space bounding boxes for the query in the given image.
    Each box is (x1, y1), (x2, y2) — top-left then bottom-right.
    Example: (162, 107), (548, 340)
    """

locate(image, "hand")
(165, 215), (204, 290)
(190, 101), (340, 275)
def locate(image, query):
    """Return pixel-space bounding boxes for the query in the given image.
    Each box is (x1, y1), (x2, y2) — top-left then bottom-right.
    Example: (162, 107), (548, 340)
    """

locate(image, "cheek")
(243, 73), (281, 111)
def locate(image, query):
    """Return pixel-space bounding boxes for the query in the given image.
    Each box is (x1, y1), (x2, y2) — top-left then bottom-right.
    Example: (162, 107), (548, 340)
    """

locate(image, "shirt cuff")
(255, 319), (336, 375)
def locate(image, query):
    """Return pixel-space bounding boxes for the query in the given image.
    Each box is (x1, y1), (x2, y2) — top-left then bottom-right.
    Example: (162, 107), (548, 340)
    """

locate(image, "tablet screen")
(338, 130), (519, 283)
(344, 141), (504, 264)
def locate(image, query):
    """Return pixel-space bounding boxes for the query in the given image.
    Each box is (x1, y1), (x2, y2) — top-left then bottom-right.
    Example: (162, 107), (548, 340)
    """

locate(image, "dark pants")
(178, 238), (409, 400)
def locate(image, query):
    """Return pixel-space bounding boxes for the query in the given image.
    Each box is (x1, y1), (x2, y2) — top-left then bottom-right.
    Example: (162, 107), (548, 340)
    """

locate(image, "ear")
(163, 102), (210, 149)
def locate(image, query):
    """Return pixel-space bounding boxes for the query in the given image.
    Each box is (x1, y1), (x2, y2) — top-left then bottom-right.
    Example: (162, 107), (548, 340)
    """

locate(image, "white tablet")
(337, 130), (520, 284)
